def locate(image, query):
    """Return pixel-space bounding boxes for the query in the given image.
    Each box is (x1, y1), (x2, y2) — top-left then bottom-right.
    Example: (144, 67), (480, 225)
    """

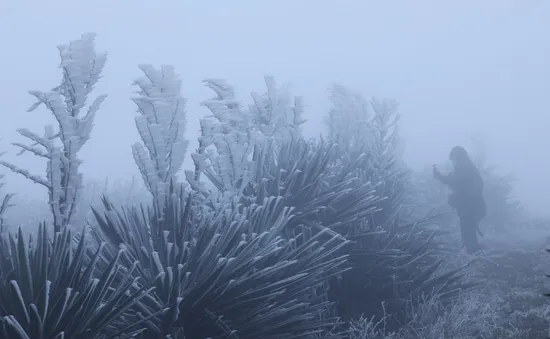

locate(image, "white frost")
(131, 64), (189, 213)
(0, 33), (106, 232)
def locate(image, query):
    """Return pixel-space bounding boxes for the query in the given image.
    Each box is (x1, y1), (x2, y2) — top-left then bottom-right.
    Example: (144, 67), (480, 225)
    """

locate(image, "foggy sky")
(0, 0), (548, 214)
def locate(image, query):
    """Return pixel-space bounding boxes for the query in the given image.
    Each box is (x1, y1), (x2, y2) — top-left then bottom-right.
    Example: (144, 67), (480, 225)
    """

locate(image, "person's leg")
(459, 215), (480, 254)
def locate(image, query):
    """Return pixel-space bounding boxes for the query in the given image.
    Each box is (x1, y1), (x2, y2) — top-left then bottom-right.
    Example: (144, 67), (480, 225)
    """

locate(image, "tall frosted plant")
(131, 64), (189, 215)
(0, 33), (106, 232)
(326, 85), (408, 224)
(367, 97), (409, 223)
(196, 79), (256, 196)
(249, 76), (305, 144)
(326, 84), (372, 157)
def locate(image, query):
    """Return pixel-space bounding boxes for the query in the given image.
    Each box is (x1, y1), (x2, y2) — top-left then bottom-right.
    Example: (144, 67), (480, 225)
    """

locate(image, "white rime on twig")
(131, 64), (189, 214)
(0, 33), (106, 233)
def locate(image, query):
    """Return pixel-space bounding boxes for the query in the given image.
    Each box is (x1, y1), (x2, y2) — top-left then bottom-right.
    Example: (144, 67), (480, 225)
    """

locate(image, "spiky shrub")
(91, 183), (350, 338)
(0, 224), (162, 339)
(323, 85), (472, 330)
(0, 33), (107, 232)
(243, 139), (382, 235)
(236, 138), (467, 332)
(329, 215), (474, 331)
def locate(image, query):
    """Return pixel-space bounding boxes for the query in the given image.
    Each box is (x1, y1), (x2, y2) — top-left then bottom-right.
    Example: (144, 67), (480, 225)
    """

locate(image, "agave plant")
(244, 138), (384, 235)
(0, 224), (163, 339)
(323, 149), (474, 331)
(91, 182), (351, 338)
(239, 138), (472, 332)
(329, 217), (475, 330)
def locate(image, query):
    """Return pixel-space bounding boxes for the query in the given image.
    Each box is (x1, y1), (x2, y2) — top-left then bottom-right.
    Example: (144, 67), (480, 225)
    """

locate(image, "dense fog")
(0, 1), (549, 338)
(1, 0), (549, 213)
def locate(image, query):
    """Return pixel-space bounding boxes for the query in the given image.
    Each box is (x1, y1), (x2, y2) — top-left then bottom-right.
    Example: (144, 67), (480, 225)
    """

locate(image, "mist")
(1, 0), (548, 213)
(3, 1), (550, 338)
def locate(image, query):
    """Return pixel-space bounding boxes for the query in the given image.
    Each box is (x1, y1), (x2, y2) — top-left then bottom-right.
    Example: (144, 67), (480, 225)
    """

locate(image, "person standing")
(433, 146), (486, 254)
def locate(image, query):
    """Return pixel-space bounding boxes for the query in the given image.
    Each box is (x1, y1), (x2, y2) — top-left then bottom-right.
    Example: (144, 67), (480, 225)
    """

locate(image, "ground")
(434, 225), (550, 339)
(348, 222), (550, 339)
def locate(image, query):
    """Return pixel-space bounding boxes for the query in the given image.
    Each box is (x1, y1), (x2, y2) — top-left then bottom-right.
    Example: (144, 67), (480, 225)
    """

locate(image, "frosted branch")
(0, 161), (50, 187)
(3, 33), (107, 232)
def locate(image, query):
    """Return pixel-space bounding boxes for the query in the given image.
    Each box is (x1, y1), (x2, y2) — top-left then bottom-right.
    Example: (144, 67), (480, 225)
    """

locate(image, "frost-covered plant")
(347, 314), (399, 339)
(192, 76), (304, 198)
(369, 97), (404, 168)
(131, 64), (189, 215)
(326, 84), (372, 156)
(0, 224), (161, 338)
(0, 33), (106, 232)
(326, 85), (408, 225)
(367, 97), (409, 222)
(91, 183), (349, 338)
(196, 79), (256, 195)
(328, 192), (472, 332)
(323, 86), (471, 330)
(326, 85), (404, 165)
(245, 138), (383, 234)
(249, 75), (305, 143)
(240, 138), (470, 333)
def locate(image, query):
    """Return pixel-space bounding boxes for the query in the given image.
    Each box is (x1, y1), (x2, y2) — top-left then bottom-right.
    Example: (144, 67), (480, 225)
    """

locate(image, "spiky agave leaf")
(90, 183), (193, 337)
(245, 138), (384, 236)
(328, 215), (477, 332)
(92, 183), (351, 338)
(0, 223), (163, 339)
(245, 139), (471, 332)
(286, 139), (473, 331)
(329, 150), (472, 330)
(174, 196), (350, 338)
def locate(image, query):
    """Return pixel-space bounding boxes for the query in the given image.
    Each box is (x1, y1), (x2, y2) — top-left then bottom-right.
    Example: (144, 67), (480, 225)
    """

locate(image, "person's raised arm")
(433, 165), (455, 187)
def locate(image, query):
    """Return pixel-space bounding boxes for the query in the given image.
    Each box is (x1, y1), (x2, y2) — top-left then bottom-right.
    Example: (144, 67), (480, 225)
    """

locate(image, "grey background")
(0, 0), (548, 213)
